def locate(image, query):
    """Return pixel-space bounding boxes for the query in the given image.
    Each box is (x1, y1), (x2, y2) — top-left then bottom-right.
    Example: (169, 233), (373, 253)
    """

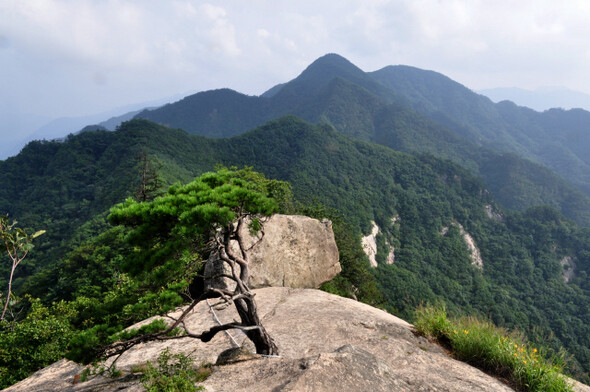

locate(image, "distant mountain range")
(0, 93), (192, 160)
(135, 53), (590, 226)
(479, 86), (590, 112)
(6, 53), (590, 227)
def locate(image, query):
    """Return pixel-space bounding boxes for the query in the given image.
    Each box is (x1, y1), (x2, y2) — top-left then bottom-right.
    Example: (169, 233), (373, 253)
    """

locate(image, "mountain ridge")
(132, 54), (590, 226)
(479, 86), (590, 112)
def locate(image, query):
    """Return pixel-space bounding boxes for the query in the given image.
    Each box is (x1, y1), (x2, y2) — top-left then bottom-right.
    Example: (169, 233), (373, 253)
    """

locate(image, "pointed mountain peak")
(296, 53), (365, 83)
(262, 54), (356, 98)
(272, 53), (394, 103)
(307, 53), (360, 69)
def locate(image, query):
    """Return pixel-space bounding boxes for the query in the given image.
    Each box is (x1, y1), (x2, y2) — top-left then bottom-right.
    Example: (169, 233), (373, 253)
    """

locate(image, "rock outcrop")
(8, 287), (590, 392)
(205, 214), (341, 290)
(441, 222), (484, 269)
(361, 220), (396, 268)
(485, 204), (503, 221)
(361, 221), (380, 267)
(561, 256), (576, 284)
(457, 223), (484, 269)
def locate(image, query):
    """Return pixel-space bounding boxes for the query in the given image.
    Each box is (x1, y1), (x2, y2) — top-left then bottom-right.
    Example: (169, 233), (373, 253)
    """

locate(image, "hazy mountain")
(28, 114), (115, 141)
(0, 110), (52, 159)
(97, 109), (145, 130)
(260, 82), (286, 98)
(136, 88), (271, 138)
(369, 65), (507, 145)
(0, 112), (121, 161)
(134, 54), (590, 226)
(479, 86), (590, 112)
(0, 94), (188, 160)
(369, 64), (590, 196)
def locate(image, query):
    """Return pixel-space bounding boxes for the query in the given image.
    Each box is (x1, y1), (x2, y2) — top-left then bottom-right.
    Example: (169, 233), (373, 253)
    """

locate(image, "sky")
(2, 0), (590, 149)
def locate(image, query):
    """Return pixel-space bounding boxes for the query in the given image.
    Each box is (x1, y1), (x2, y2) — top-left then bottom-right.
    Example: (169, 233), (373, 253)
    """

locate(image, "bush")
(413, 303), (451, 340)
(141, 348), (209, 392)
(0, 298), (76, 389)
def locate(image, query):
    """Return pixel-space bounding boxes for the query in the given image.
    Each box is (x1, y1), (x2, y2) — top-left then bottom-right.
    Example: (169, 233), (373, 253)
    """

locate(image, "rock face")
(441, 222), (484, 269)
(561, 256), (576, 283)
(361, 221), (380, 267)
(457, 223), (484, 269)
(205, 214), (341, 290)
(8, 288), (590, 392)
(485, 204), (503, 221)
(361, 219), (396, 268)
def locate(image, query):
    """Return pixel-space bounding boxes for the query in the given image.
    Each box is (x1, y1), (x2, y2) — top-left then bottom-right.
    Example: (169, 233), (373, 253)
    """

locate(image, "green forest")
(1, 116), (590, 388)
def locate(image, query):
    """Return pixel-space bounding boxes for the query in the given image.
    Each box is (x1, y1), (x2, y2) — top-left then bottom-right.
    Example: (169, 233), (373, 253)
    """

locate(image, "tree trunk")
(1, 260), (17, 321)
(227, 217), (278, 355)
(234, 295), (278, 355)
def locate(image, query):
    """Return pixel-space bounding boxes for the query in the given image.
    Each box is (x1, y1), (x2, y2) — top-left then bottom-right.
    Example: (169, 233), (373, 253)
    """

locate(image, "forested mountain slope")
(370, 64), (590, 195)
(135, 54), (590, 226)
(1, 117), (589, 380)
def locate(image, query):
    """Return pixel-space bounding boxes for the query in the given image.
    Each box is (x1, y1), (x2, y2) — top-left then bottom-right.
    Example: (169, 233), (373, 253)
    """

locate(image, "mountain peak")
(261, 54), (363, 98)
(272, 53), (393, 104)
(307, 53), (359, 69)
(295, 53), (365, 84)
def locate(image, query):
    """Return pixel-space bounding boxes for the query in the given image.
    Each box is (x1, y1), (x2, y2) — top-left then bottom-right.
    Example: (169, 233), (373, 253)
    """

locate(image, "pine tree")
(82, 167), (288, 362)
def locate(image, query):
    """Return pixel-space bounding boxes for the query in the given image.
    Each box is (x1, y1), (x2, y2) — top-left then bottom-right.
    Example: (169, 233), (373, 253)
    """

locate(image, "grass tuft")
(414, 304), (573, 392)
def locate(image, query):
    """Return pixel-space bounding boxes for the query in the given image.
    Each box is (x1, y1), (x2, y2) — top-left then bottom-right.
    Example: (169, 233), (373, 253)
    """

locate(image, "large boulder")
(204, 214), (341, 290)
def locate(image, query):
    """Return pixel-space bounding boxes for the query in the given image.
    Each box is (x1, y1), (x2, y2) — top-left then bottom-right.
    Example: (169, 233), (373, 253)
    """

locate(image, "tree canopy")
(69, 167), (289, 363)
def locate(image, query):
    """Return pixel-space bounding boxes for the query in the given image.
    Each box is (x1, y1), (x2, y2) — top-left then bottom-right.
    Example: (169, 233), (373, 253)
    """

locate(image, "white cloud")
(257, 29), (269, 39)
(198, 3), (241, 57)
(1, 0), (590, 140)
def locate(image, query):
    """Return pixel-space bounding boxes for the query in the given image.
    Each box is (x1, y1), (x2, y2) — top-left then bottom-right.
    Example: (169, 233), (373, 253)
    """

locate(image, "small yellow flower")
(464, 330), (469, 334)
(523, 360), (527, 364)
(514, 353), (518, 357)
(533, 348), (537, 353)
(514, 344), (518, 348)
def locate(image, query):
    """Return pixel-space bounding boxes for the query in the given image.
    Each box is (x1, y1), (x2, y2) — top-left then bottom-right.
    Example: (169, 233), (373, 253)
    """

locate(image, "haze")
(2, 0), (590, 157)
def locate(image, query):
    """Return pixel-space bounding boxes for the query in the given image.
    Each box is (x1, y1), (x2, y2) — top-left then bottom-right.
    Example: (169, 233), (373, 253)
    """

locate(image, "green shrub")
(141, 348), (209, 392)
(0, 298), (76, 389)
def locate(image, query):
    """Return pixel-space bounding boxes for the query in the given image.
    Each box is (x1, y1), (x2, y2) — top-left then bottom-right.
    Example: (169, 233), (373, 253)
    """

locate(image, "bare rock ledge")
(7, 288), (590, 392)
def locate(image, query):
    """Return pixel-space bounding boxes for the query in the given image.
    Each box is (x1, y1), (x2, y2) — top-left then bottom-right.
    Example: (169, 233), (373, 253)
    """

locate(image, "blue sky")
(2, 0), (590, 149)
